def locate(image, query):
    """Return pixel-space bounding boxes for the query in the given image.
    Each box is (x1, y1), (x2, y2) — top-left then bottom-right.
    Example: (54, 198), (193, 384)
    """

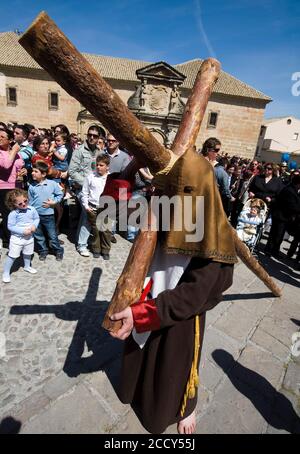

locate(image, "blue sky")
(1, 0), (299, 118)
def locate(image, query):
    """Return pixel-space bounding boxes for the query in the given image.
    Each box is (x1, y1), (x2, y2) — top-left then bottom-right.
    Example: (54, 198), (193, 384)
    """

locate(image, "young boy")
(81, 154), (111, 260)
(28, 161), (64, 261)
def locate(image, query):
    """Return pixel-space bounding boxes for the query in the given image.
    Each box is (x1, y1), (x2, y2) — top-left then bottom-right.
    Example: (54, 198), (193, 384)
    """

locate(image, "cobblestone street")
(0, 232), (299, 434)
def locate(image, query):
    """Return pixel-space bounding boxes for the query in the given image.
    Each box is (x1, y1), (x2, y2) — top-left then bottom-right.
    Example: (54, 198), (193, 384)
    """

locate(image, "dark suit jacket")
(271, 183), (300, 223)
(249, 175), (283, 203)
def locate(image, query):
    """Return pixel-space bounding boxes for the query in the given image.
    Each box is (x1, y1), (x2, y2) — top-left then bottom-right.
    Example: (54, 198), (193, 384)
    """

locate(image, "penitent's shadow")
(10, 268), (123, 387)
(212, 349), (300, 434)
(0, 416), (22, 434)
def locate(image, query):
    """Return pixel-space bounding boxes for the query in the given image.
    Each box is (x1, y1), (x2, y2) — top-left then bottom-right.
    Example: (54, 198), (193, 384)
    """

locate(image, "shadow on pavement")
(10, 267), (123, 390)
(223, 292), (274, 301)
(255, 249), (300, 289)
(212, 349), (300, 434)
(0, 416), (22, 434)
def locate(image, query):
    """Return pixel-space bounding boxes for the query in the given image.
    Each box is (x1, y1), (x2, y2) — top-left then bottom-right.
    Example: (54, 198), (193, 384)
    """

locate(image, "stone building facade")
(256, 116), (300, 165)
(0, 32), (271, 159)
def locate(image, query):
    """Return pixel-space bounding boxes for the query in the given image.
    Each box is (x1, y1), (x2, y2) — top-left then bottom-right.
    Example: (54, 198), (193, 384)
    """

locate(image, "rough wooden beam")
(172, 58), (221, 156)
(233, 229), (282, 297)
(102, 58), (222, 332)
(19, 11), (170, 174)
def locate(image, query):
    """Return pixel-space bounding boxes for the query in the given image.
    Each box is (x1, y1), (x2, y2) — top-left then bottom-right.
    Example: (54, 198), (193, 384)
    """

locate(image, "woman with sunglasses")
(0, 127), (25, 249)
(248, 162), (283, 206)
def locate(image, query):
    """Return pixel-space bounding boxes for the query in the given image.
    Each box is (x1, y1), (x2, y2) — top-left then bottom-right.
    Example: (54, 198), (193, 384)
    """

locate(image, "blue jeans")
(34, 214), (64, 255)
(127, 191), (145, 241)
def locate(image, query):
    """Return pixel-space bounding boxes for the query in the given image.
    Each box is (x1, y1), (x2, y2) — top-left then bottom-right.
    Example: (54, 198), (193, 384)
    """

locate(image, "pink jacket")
(0, 149), (24, 189)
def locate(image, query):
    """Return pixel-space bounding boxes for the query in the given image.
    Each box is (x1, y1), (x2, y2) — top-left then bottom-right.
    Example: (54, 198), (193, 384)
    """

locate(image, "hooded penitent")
(153, 147), (238, 264)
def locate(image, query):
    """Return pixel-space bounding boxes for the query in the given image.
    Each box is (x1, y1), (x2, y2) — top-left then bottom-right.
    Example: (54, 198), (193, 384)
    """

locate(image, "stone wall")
(0, 67), (138, 136)
(181, 91), (266, 159)
(0, 67), (80, 130)
(0, 67), (266, 159)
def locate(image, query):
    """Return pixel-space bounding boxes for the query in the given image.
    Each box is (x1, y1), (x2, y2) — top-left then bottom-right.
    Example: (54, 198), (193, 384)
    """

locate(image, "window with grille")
(49, 92), (59, 110)
(7, 87), (17, 105)
(207, 111), (218, 128)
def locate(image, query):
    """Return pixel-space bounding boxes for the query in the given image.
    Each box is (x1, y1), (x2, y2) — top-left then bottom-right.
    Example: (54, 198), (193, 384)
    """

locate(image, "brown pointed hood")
(157, 148), (238, 264)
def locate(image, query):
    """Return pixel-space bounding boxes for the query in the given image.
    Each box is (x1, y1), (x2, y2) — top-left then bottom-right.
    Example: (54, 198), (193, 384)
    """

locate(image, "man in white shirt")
(69, 124), (102, 256)
(81, 154), (112, 260)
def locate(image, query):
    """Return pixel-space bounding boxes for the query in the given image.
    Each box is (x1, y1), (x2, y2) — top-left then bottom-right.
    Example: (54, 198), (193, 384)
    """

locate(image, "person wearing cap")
(279, 162), (290, 185)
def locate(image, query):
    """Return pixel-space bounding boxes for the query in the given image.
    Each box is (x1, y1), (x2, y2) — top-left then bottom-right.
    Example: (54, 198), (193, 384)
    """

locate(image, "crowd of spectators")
(0, 124), (300, 283)
(0, 121), (154, 282)
(200, 137), (300, 268)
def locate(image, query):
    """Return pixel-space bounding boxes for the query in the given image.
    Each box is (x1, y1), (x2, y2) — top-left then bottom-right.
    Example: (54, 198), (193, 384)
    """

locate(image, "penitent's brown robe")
(118, 257), (233, 434)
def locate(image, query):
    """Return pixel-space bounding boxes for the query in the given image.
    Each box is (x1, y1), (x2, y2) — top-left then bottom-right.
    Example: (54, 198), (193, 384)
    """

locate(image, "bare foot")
(177, 410), (196, 434)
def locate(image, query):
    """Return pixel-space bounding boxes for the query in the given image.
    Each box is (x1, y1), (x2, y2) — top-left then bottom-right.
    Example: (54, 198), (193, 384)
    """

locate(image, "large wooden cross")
(19, 12), (281, 333)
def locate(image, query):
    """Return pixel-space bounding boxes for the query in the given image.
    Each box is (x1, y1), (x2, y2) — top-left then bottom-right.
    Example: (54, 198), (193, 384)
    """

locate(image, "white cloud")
(193, 0), (216, 58)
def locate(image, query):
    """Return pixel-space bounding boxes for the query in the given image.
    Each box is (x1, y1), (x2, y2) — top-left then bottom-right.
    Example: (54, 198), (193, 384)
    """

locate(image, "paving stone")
(111, 408), (148, 434)
(85, 367), (128, 418)
(3, 390), (50, 424)
(281, 283), (300, 301)
(250, 327), (290, 361)
(205, 300), (232, 327)
(20, 384), (113, 434)
(196, 377), (267, 434)
(234, 344), (284, 395)
(258, 314), (297, 348)
(43, 372), (82, 400)
(282, 360), (300, 396)
(210, 351), (299, 433)
(202, 326), (242, 366)
(270, 296), (300, 322)
(245, 272), (283, 295)
(198, 358), (224, 392)
(231, 295), (273, 317)
(226, 277), (249, 295)
(214, 304), (260, 343)
(231, 262), (257, 289)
